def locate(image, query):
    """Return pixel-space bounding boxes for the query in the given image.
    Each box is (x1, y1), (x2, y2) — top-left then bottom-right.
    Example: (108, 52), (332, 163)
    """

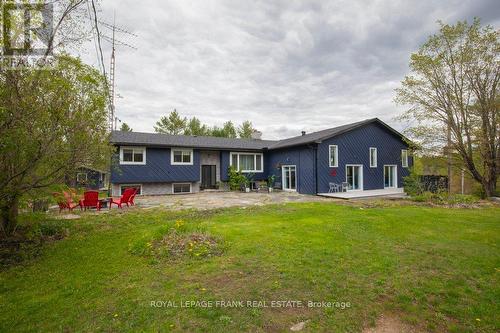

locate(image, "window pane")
(182, 152), (191, 163)
(239, 154), (254, 171)
(330, 146), (337, 166)
(255, 155), (262, 171)
(173, 183), (191, 193)
(123, 149), (133, 162)
(231, 154), (238, 168)
(133, 151), (143, 162)
(173, 151), (182, 163)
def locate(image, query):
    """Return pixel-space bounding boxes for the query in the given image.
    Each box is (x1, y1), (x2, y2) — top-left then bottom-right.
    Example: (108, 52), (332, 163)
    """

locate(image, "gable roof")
(267, 118), (407, 150)
(110, 118), (407, 151)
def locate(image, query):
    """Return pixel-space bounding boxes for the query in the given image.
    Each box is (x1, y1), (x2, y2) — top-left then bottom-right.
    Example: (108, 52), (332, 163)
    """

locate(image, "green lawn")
(0, 203), (499, 332)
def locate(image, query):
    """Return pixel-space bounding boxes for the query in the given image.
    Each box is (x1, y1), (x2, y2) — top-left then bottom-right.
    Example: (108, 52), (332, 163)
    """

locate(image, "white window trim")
(120, 184), (142, 195)
(120, 146), (146, 165)
(329, 145), (338, 167)
(171, 148), (194, 165)
(383, 165), (398, 189)
(345, 164), (364, 191)
(229, 152), (264, 172)
(369, 147), (377, 168)
(77, 172), (88, 182)
(401, 149), (408, 168)
(172, 183), (192, 194)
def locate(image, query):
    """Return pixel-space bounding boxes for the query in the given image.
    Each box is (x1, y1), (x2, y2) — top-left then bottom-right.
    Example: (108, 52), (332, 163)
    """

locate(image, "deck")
(318, 188), (405, 199)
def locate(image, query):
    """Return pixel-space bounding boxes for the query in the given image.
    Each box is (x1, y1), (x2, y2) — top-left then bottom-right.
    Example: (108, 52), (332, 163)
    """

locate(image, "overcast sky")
(80, 0), (499, 139)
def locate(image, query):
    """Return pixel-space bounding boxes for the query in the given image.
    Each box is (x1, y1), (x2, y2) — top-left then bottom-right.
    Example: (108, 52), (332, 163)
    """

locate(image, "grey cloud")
(80, 0), (499, 140)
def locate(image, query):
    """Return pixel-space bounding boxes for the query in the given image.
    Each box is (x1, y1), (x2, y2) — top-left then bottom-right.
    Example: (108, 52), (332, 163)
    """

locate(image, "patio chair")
(129, 188), (138, 206)
(53, 191), (81, 212)
(81, 191), (101, 211)
(110, 188), (135, 209)
(328, 183), (339, 193)
(341, 182), (349, 192)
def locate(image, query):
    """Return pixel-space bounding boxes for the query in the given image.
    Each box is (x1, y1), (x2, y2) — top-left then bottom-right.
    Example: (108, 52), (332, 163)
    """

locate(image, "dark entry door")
(201, 165), (217, 189)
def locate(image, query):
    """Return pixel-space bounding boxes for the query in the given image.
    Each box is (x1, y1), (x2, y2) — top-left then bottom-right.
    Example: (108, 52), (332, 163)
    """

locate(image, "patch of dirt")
(363, 314), (422, 333)
(151, 231), (224, 260)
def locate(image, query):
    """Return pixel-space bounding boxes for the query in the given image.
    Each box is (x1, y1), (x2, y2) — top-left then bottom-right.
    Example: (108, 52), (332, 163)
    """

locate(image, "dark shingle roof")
(110, 131), (277, 150)
(110, 118), (406, 150)
(267, 118), (376, 149)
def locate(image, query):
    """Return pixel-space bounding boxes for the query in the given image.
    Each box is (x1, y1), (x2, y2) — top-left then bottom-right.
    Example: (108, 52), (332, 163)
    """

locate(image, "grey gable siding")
(316, 122), (410, 193)
(111, 147), (200, 184)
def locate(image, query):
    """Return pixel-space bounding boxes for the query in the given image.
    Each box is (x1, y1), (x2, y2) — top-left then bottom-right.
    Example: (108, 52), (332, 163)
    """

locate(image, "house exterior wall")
(111, 147), (200, 184)
(111, 182), (201, 196)
(316, 122), (411, 193)
(266, 146), (316, 194)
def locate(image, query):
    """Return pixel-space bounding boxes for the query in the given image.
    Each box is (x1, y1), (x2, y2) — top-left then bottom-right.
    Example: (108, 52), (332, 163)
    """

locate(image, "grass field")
(0, 203), (499, 332)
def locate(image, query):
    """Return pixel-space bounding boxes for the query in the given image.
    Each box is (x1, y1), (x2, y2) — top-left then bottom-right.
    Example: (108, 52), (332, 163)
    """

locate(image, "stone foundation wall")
(111, 182), (201, 196)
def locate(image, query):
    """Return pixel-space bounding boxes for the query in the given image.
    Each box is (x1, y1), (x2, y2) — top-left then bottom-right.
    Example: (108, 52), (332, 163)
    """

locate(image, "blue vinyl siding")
(316, 122), (410, 193)
(111, 147), (200, 183)
(266, 146), (316, 194)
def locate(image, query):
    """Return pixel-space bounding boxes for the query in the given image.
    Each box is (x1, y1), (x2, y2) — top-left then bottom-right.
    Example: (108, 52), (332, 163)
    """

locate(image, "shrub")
(411, 191), (480, 205)
(227, 166), (248, 190)
(403, 168), (423, 196)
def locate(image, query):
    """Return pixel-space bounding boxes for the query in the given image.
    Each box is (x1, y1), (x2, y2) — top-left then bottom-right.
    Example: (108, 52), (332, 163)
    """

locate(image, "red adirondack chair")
(81, 191), (101, 211)
(129, 188), (138, 206)
(53, 191), (81, 212)
(110, 188), (135, 209)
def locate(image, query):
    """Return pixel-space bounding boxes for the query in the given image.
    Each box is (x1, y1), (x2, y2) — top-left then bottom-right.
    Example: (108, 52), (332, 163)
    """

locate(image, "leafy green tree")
(184, 117), (209, 136)
(0, 55), (110, 236)
(120, 122), (132, 132)
(238, 120), (255, 138)
(210, 121), (237, 138)
(396, 19), (499, 197)
(154, 109), (187, 135)
(221, 121), (237, 138)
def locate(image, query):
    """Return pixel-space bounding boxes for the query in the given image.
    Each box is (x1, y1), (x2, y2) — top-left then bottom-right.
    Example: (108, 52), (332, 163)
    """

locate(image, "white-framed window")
(369, 147), (377, 168)
(401, 149), (408, 168)
(171, 149), (193, 165)
(120, 146), (146, 165)
(230, 152), (263, 172)
(120, 184), (142, 195)
(329, 145), (338, 167)
(76, 172), (87, 183)
(172, 183), (192, 194)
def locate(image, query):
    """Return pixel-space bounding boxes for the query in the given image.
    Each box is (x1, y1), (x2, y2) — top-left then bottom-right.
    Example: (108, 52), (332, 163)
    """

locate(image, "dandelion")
(476, 318), (481, 322)
(114, 314), (118, 317)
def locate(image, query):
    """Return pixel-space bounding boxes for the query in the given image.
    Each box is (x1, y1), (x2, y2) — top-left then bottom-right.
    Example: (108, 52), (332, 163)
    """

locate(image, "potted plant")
(267, 175), (275, 192)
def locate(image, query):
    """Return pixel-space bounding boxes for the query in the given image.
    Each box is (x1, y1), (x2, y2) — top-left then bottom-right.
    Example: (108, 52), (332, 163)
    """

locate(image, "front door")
(201, 165), (217, 189)
(346, 165), (363, 190)
(282, 165), (297, 191)
(384, 165), (397, 188)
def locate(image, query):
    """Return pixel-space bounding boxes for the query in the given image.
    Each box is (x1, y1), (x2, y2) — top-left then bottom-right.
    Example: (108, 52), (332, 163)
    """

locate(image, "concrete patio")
(318, 188), (406, 199)
(135, 190), (333, 210)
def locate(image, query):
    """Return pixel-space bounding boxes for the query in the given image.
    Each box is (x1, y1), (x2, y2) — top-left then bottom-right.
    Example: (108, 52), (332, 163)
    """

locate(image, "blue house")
(110, 118), (411, 196)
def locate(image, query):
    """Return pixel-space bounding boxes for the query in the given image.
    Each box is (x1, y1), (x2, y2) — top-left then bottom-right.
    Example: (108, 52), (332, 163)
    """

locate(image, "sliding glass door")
(346, 165), (363, 190)
(384, 165), (397, 188)
(282, 165), (297, 191)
